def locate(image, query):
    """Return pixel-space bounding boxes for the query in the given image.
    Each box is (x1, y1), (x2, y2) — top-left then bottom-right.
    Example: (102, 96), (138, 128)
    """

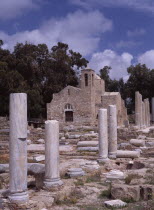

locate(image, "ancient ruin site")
(0, 68), (154, 210)
(1, 1), (154, 209)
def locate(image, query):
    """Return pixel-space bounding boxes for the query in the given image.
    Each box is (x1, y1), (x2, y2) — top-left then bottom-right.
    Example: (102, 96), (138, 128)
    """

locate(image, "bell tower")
(80, 68), (96, 124)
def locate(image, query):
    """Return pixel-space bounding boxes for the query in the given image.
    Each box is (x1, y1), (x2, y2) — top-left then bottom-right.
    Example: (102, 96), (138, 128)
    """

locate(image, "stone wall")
(47, 69), (128, 127)
(101, 92), (128, 126)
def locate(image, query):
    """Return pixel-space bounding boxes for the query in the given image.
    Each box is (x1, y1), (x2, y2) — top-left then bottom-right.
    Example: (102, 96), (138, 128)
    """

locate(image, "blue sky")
(1, 0), (154, 79)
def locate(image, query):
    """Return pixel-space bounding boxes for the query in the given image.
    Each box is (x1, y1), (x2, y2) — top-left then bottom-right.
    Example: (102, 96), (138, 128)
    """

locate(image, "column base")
(44, 177), (63, 188)
(8, 191), (29, 204)
(97, 157), (110, 163)
(108, 153), (116, 159)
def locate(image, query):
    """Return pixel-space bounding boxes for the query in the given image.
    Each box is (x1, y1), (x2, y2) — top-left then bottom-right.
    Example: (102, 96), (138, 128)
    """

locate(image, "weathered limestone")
(80, 161), (100, 170)
(117, 150), (140, 158)
(135, 91), (140, 127)
(97, 109), (109, 162)
(77, 147), (98, 151)
(142, 102), (146, 128)
(108, 105), (117, 159)
(44, 120), (63, 188)
(104, 170), (125, 182)
(77, 141), (98, 147)
(130, 139), (145, 147)
(135, 91), (144, 128)
(144, 99), (148, 127)
(152, 97), (154, 122)
(67, 168), (85, 177)
(135, 92), (151, 129)
(111, 184), (140, 202)
(9, 93), (29, 203)
(144, 98), (151, 128)
(139, 93), (143, 128)
(104, 200), (127, 208)
(147, 99), (150, 126)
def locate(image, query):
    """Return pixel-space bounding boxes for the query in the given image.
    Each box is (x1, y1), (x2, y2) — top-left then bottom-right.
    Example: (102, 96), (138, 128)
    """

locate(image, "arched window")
(85, 73), (88, 86)
(65, 103), (73, 110)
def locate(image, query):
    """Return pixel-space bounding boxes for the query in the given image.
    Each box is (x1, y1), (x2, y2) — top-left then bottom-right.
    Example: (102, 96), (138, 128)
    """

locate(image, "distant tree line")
(100, 65), (154, 113)
(0, 41), (88, 118)
(0, 40), (154, 118)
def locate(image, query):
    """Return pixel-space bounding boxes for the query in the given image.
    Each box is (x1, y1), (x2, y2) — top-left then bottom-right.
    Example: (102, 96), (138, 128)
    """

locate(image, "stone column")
(97, 109), (109, 162)
(152, 97), (154, 122)
(9, 93), (28, 203)
(147, 99), (150, 126)
(142, 102), (146, 128)
(44, 120), (63, 188)
(135, 92), (140, 127)
(108, 105), (117, 159)
(145, 99), (149, 127)
(139, 94), (143, 128)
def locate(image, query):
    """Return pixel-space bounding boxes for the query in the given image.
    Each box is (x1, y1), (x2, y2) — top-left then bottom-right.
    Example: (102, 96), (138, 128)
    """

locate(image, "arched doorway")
(64, 104), (73, 122)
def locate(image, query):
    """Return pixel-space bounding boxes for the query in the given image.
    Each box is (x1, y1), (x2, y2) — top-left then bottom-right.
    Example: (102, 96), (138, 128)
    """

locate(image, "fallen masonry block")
(104, 170), (125, 182)
(80, 161), (100, 170)
(77, 141), (98, 147)
(68, 134), (81, 139)
(67, 168), (85, 177)
(111, 184), (140, 202)
(33, 155), (45, 162)
(77, 147), (98, 151)
(130, 139), (145, 147)
(140, 185), (154, 201)
(138, 135), (146, 140)
(117, 150), (140, 158)
(104, 199), (127, 208)
(37, 139), (45, 144)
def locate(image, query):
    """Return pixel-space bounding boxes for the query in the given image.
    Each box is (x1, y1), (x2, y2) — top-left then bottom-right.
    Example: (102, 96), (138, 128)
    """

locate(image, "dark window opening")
(65, 111), (73, 122)
(85, 73), (88, 86)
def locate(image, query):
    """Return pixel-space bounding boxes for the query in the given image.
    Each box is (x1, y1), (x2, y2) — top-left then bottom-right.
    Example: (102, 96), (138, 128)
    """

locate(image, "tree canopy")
(0, 40), (154, 118)
(99, 64), (154, 113)
(0, 42), (88, 118)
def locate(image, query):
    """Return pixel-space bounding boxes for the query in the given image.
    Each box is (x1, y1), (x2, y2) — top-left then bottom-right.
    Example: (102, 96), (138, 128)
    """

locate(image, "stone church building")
(47, 68), (128, 126)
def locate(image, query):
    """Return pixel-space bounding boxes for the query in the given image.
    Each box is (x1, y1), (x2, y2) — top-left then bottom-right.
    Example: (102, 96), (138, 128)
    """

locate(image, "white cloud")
(89, 49), (133, 79)
(69, 0), (154, 13)
(138, 50), (154, 69)
(0, 0), (42, 20)
(0, 10), (112, 56)
(127, 29), (146, 37)
(116, 40), (140, 49)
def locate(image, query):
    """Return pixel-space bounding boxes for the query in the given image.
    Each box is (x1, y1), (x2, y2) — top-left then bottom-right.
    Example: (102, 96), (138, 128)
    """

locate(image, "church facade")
(47, 68), (128, 126)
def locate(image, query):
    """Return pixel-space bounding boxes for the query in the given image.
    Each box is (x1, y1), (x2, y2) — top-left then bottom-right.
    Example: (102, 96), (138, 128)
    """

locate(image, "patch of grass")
(125, 174), (142, 184)
(75, 178), (84, 186)
(77, 205), (106, 210)
(55, 189), (83, 205)
(86, 171), (101, 183)
(122, 197), (135, 203)
(99, 184), (111, 199)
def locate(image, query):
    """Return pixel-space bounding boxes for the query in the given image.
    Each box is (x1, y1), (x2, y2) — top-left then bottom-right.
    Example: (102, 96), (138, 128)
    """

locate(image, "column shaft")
(152, 97), (154, 122)
(108, 105), (117, 159)
(98, 109), (109, 162)
(44, 120), (63, 188)
(9, 93), (28, 203)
